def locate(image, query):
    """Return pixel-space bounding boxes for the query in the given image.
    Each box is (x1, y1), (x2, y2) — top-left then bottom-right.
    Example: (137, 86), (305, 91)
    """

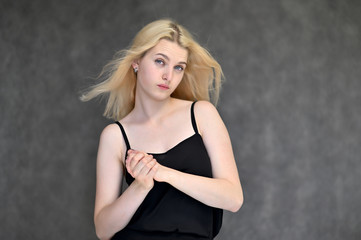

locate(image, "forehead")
(147, 39), (188, 62)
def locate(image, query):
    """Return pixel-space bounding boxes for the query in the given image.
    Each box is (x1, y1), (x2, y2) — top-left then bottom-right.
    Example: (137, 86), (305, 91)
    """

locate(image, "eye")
(174, 65), (184, 72)
(155, 59), (165, 65)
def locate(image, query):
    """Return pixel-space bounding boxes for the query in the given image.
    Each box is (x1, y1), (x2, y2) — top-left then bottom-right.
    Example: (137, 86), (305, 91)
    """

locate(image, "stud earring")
(134, 67), (138, 73)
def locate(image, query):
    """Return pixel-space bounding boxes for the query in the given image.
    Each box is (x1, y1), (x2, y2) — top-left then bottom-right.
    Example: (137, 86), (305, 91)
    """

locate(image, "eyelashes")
(155, 59), (165, 65)
(155, 59), (185, 72)
(174, 66), (184, 71)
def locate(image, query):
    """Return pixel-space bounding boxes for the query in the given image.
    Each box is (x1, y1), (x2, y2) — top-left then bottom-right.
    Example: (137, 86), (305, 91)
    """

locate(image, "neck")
(132, 95), (174, 124)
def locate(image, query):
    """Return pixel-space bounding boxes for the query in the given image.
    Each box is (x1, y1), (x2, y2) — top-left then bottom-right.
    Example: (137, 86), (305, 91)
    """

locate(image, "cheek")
(173, 73), (184, 87)
(177, 72), (185, 82)
(138, 64), (156, 82)
(139, 63), (151, 75)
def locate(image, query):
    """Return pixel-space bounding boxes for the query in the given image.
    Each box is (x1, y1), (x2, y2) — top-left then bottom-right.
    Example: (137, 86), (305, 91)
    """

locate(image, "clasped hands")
(125, 149), (167, 190)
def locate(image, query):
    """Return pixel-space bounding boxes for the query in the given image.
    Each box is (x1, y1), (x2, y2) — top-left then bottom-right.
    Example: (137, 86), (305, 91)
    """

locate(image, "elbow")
(94, 215), (126, 240)
(95, 224), (107, 240)
(95, 226), (112, 240)
(94, 217), (113, 240)
(229, 189), (244, 213)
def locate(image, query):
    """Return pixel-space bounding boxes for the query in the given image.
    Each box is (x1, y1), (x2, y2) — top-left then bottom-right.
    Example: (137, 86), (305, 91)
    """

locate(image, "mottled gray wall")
(1, 0), (360, 239)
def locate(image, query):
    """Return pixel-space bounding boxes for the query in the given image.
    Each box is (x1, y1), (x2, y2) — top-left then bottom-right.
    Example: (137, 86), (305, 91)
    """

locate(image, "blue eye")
(155, 59), (164, 65)
(175, 65), (184, 71)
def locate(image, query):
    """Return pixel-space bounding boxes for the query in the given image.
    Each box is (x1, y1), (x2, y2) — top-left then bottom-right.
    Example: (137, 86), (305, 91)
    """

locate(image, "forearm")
(94, 181), (150, 239)
(160, 166), (243, 212)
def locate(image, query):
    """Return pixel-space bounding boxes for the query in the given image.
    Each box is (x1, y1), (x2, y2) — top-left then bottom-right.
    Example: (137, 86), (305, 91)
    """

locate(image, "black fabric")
(113, 102), (223, 240)
(190, 101), (199, 134)
(114, 121), (130, 150)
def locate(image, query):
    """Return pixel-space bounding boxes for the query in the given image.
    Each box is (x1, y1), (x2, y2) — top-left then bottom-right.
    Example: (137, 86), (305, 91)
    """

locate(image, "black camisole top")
(112, 102), (223, 240)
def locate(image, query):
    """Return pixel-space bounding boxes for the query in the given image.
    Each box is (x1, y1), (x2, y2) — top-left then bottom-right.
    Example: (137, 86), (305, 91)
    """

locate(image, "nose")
(162, 67), (173, 81)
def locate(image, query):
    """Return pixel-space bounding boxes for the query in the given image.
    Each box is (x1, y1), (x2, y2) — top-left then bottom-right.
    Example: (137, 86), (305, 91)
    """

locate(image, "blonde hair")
(81, 19), (224, 120)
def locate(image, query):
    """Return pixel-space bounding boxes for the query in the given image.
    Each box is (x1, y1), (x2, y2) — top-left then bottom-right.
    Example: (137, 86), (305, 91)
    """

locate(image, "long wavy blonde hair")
(81, 19), (224, 120)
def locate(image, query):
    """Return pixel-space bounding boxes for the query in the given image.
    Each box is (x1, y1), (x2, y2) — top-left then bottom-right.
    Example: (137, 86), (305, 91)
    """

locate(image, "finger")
(127, 152), (145, 172)
(142, 154), (153, 164)
(148, 161), (159, 178)
(125, 151), (139, 176)
(131, 155), (152, 177)
(127, 152), (152, 170)
(127, 149), (135, 156)
(145, 158), (157, 173)
(131, 160), (144, 177)
(126, 149), (140, 162)
(125, 153), (135, 175)
(137, 158), (157, 177)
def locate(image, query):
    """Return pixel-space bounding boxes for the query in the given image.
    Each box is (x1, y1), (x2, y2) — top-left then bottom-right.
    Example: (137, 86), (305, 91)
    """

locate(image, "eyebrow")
(155, 53), (187, 65)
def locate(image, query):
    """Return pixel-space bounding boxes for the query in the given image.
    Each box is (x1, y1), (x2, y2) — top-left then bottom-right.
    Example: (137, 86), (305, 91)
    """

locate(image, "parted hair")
(81, 19), (224, 120)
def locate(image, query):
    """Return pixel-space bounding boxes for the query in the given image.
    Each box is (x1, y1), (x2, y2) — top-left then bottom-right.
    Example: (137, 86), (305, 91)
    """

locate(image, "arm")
(154, 101), (243, 212)
(93, 124), (157, 240)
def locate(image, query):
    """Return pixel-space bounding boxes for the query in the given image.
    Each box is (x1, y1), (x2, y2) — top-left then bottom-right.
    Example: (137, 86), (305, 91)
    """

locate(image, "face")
(133, 39), (188, 101)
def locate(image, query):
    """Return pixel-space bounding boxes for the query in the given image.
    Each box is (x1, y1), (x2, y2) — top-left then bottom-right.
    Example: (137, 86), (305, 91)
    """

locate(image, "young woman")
(82, 19), (243, 240)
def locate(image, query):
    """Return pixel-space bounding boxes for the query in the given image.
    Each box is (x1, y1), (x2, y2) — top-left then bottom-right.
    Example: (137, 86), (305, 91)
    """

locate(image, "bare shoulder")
(194, 100), (218, 115)
(98, 123), (124, 162)
(171, 99), (216, 117)
(100, 123), (122, 142)
(194, 100), (220, 122)
(194, 101), (224, 135)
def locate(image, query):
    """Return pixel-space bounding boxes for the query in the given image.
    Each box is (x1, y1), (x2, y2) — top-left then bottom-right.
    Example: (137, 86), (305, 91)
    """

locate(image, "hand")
(126, 149), (158, 190)
(153, 163), (169, 183)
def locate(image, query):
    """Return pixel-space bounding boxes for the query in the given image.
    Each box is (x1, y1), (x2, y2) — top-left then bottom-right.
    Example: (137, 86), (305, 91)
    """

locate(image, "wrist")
(132, 179), (153, 193)
(155, 165), (172, 183)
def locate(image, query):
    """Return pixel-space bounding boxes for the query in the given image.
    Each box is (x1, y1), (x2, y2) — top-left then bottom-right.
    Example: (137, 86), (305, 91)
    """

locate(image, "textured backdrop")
(1, 0), (361, 239)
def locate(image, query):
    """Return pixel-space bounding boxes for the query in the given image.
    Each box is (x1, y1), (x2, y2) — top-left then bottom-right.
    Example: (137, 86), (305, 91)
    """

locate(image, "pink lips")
(157, 84), (169, 90)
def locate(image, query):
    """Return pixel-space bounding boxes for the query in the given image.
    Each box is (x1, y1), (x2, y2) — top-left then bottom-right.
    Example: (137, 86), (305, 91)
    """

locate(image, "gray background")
(1, 0), (360, 239)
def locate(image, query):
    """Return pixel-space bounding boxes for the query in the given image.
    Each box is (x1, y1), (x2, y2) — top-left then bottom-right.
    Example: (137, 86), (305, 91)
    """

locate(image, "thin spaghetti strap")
(191, 101), (199, 134)
(114, 121), (131, 150)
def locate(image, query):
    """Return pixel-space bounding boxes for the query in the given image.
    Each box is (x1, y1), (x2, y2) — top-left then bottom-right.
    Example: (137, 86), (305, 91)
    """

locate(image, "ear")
(131, 60), (139, 69)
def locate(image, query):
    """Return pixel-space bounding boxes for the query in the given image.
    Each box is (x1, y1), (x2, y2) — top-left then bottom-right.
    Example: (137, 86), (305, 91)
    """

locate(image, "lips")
(157, 84), (170, 90)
